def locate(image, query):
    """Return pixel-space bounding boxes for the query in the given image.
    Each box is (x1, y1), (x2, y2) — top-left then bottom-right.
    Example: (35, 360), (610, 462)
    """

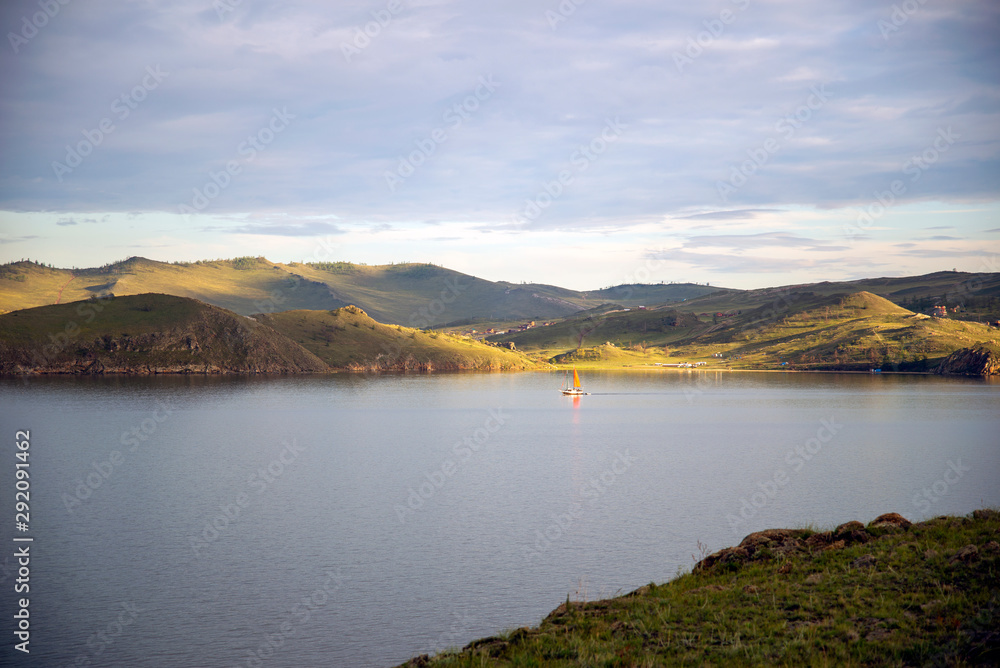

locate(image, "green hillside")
(257, 306), (543, 371)
(0, 257), (726, 325)
(0, 257), (346, 316)
(676, 272), (1000, 323)
(2, 258), (997, 330)
(490, 291), (1000, 372)
(488, 307), (704, 359)
(285, 261), (589, 325)
(0, 294), (548, 374)
(0, 293), (328, 374)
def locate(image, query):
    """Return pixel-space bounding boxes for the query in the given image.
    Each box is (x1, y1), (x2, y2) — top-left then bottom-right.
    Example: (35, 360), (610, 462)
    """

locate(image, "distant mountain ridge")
(1, 256), (997, 329)
(0, 256), (723, 325)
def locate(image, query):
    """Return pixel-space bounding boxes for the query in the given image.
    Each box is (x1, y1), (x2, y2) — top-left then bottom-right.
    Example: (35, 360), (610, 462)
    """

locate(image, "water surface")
(1, 371), (997, 666)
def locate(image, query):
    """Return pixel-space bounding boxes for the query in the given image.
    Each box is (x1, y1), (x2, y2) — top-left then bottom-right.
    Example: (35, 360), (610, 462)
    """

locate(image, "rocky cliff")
(935, 343), (1000, 376)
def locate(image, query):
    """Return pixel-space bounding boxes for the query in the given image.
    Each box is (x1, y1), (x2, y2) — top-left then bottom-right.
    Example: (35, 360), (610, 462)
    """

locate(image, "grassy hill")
(285, 261), (590, 325)
(0, 257), (726, 325)
(399, 510), (1000, 667)
(0, 293), (328, 374)
(0, 294), (546, 374)
(684, 291), (998, 372)
(674, 271), (1000, 323)
(257, 306), (544, 371)
(2, 258), (996, 331)
(489, 292), (1000, 372)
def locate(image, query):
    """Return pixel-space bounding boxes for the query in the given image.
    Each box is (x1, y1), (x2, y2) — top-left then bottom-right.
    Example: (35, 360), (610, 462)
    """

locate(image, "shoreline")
(398, 510), (1000, 666)
(2, 365), (985, 377)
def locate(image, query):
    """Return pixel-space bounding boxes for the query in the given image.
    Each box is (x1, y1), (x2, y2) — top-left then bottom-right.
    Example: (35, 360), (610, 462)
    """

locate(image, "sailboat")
(561, 368), (587, 396)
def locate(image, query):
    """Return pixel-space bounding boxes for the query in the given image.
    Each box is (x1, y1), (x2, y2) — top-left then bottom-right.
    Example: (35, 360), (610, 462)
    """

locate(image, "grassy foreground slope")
(257, 306), (543, 371)
(400, 510), (1000, 667)
(0, 293), (328, 374)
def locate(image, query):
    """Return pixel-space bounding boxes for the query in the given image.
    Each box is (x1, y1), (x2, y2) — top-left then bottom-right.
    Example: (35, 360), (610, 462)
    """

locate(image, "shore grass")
(400, 510), (1000, 667)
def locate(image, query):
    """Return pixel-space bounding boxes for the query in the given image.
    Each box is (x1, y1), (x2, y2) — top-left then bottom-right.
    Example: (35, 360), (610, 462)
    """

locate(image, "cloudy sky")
(0, 0), (998, 290)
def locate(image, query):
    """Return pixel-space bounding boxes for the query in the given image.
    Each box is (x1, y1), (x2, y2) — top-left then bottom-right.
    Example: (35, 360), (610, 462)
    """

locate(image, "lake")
(1, 370), (998, 667)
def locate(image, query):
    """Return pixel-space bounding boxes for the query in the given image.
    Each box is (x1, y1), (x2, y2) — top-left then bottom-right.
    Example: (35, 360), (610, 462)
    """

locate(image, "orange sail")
(572, 369), (581, 389)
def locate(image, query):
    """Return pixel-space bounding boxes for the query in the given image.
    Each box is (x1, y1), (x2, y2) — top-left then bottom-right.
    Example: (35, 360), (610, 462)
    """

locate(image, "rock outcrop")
(694, 512), (914, 573)
(935, 343), (1000, 376)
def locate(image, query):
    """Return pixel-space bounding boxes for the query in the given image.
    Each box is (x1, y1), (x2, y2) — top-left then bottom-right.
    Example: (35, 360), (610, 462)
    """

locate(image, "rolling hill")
(0, 257), (724, 325)
(0, 293), (328, 374)
(0, 294), (543, 374)
(1, 257), (996, 336)
(488, 291), (1000, 372)
(256, 305), (543, 371)
(669, 271), (1000, 322)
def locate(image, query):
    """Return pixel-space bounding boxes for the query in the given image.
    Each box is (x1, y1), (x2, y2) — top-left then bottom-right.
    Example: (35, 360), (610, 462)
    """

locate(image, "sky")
(0, 0), (998, 291)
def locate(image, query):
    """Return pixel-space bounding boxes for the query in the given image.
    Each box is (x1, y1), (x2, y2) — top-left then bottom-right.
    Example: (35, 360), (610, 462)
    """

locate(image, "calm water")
(1, 371), (998, 667)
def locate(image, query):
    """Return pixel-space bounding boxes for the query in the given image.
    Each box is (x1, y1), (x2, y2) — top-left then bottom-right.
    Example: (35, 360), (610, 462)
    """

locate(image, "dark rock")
(835, 520), (865, 534)
(851, 554), (877, 569)
(805, 532), (834, 548)
(868, 512), (911, 530)
(696, 528), (810, 571)
(935, 344), (1000, 376)
(949, 544), (979, 564)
